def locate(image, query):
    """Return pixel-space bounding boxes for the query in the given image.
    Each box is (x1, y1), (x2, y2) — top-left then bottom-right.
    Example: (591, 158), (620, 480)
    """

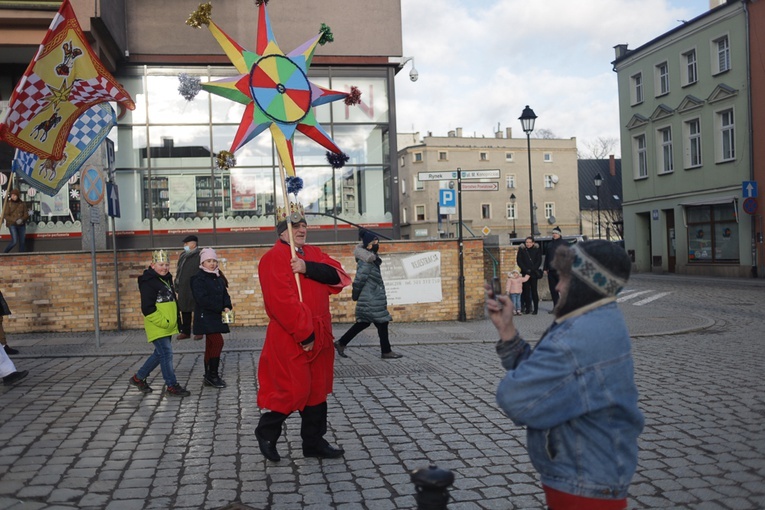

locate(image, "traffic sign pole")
(457, 167), (466, 322)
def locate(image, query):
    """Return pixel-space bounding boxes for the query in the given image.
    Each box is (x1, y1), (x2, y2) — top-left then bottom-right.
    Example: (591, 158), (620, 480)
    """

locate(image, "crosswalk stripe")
(633, 292), (673, 306)
(617, 290), (653, 302)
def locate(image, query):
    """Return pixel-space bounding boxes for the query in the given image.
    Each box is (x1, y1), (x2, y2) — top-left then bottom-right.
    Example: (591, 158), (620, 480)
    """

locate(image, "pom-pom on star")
(178, 73), (202, 101)
(216, 150), (236, 170)
(319, 24), (334, 46)
(286, 176), (304, 195)
(186, 3), (212, 28)
(344, 86), (362, 106)
(70, 189), (80, 200)
(326, 151), (349, 169)
(255, 0), (269, 6)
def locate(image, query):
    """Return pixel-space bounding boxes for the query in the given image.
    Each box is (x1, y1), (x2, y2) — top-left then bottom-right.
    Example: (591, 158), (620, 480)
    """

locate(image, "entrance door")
(666, 210), (676, 273)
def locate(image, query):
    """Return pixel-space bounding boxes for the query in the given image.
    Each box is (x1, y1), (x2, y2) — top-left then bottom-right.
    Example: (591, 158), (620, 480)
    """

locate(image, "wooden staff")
(277, 159), (303, 301)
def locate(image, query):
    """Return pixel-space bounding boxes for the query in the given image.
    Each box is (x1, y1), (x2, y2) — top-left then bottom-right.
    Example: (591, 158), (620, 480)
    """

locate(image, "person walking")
(129, 250), (191, 397)
(190, 247), (232, 389)
(516, 236), (542, 314)
(1, 289), (20, 355)
(3, 189), (29, 253)
(1, 343), (28, 386)
(486, 240), (644, 509)
(504, 269), (529, 316)
(255, 205), (350, 462)
(334, 230), (402, 360)
(544, 227), (567, 313)
(175, 234), (202, 340)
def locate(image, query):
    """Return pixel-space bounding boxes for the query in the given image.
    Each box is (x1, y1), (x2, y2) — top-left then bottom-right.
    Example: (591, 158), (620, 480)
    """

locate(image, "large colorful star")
(195, 2), (350, 176)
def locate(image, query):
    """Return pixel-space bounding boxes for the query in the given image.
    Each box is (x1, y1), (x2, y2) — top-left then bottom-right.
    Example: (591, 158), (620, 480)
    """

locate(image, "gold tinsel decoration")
(216, 150), (236, 170)
(186, 3), (213, 28)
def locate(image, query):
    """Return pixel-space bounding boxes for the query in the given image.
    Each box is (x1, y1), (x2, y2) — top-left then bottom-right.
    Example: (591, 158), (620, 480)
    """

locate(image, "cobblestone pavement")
(0, 274), (763, 509)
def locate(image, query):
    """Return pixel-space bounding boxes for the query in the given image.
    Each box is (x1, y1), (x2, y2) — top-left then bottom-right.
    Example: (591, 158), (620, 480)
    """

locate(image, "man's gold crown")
(276, 201), (305, 223)
(152, 249), (169, 263)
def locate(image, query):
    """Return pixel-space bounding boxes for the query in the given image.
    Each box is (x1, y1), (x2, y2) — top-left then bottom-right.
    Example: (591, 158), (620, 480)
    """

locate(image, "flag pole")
(277, 159), (303, 302)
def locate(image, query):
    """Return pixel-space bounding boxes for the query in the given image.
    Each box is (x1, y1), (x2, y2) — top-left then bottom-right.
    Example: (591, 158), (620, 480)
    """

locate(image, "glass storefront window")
(686, 203), (739, 263)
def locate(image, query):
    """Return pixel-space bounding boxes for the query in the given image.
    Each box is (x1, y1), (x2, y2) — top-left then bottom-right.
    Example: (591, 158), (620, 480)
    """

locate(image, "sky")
(395, 0), (714, 157)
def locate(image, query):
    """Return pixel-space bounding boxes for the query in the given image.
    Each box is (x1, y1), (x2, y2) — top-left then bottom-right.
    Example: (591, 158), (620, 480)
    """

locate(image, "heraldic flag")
(0, 0), (134, 161)
(13, 103), (116, 197)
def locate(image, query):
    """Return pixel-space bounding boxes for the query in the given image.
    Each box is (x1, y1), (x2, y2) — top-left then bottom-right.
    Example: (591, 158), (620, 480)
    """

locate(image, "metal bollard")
(410, 464), (455, 510)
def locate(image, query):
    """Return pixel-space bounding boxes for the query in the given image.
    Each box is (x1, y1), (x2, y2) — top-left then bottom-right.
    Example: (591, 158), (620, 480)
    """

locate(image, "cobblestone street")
(1, 274), (763, 509)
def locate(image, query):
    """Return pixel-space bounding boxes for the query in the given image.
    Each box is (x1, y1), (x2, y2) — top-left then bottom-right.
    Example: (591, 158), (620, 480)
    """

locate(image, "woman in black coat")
(516, 236), (542, 314)
(191, 248), (232, 388)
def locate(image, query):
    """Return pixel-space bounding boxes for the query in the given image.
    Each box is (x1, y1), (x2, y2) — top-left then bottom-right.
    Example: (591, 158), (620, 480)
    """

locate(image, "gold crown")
(276, 201), (305, 223)
(152, 249), (169, 263)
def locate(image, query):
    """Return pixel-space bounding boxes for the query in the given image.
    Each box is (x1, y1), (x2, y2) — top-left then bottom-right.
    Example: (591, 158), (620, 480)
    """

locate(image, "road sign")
(82, 167), (104, 206)
(105, 138), (115, 169)
(462, 182), (499, 191)
(419, 171), (456, 181)
(439, 189), (456, 214)
(743, 197), (757, 215)
(107, 182), (121, 218)
(742, 181), (758, 198)
(461, 169), (500, 179)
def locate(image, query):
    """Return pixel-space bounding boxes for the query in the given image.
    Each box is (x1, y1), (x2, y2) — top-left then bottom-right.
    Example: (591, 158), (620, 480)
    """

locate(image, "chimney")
(506, 127), (512, 139)
(162, 137), (174, 148)
(495, 130), (503, 139)
(613, 44), (629, 59)
(609, 155), (616, 176)
(456, 127), (463, 137)
(447, 130), (456, 137)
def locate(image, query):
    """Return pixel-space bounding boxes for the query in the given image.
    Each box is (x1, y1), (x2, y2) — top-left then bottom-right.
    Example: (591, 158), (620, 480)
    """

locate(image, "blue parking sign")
(439, 189), (456, 214)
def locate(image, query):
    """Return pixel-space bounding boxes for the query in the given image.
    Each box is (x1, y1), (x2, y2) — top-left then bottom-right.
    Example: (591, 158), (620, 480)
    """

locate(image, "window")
(401, 178), (406, 194)
(481, 204), (491, 219)
(544, 203), (555, 219)
(506, 174), (516, 189)
(413, 152), (423, 162)
(684, 118), (702, 168)
(403, 207), (408, 224)
(682, 49), (697, 86)
(415, 204), (426, 221)
(658, 127), (674, 174)
(413, 175), (424, 191)
(543, 153), (552, 162)
(719, 109), (735, 161)
(479, 152), (488, 161)
(544, 175), (555, 188)
(686, 202), (739, 263)
(438, 151), (448, 161)
(634, 134), (648, 179)
(400, 156), (405, 167)
(713, 35), (730, 74)
(506, 202), (516, 220)
(655, 62), (669, 96)
(505, 152), (514, 162)
(631, 73), (644, 105)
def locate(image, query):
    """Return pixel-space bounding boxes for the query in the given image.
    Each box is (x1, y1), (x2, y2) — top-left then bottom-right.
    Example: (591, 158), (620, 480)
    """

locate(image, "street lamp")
(509, 193), (517, 237)
(519, 105), (539, 236)
(594, 172), (603, 239)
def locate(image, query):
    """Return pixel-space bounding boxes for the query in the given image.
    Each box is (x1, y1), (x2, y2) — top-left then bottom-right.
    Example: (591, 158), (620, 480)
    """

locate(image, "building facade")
(613, 0), (761, 277)
(397, 127), (579, 243)
(1, 0), (404, 251)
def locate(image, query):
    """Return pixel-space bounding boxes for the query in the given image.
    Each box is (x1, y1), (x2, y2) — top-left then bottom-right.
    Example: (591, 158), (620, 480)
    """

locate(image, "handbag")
(532, 269), (544, 279)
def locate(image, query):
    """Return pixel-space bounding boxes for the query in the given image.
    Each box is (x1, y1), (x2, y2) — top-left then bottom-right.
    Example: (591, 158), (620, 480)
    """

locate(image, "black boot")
(203, 357), (226, 388)
(300, 402), (344, 459)
(3, 370), (28, 386)
(255, 411), (287, 462)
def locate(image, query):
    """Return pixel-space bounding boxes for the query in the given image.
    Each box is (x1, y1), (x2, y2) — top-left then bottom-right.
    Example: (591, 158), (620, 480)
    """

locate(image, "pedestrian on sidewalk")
(175, 234), (202, 340)
(1, 339), (28, 386)
(2, 189), (29, 253)
(255, 203), (350, 462)
(129, 250), (190, 397)
(504, 269), (529, 316)
(191, 247), (232, 389)
(516, 236), (542, 314)
(334, 229), (402, 360)
(1, 289), (20, 355)
(544, 226), (566, 313)
(487, 240), (644, 509)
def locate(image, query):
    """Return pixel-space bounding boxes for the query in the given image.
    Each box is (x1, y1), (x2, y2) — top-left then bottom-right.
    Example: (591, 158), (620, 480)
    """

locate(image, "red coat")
(257, 240), (350, 414)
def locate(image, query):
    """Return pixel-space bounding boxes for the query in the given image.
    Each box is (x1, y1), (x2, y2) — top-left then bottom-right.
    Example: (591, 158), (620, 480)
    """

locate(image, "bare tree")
(580, 137), (619, 159)
(534, 128), (557, 139)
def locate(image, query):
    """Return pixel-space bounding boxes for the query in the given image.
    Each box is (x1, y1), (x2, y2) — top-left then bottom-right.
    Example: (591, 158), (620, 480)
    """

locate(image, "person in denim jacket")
(487, 240), (644, 510)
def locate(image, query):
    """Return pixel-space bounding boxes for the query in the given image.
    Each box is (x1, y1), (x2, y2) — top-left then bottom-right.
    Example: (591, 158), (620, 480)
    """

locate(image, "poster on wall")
(168, 175), (197, 214)
(381, 251), (442, 305)
(39, 183), (70, 217)
(230, 169), (258, 211)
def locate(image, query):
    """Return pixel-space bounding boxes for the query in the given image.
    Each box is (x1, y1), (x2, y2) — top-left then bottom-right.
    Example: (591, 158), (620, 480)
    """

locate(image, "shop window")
(686, 203), (739, 263)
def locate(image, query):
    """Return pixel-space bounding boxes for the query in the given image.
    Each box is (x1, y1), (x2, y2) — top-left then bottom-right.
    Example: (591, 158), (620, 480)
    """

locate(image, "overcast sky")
(395, 0), (714, 157)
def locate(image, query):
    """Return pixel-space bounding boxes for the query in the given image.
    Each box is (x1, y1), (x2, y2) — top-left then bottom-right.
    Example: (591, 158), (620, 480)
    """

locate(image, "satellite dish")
(551, 175), (559, 184)
(547, 216), (556, 225)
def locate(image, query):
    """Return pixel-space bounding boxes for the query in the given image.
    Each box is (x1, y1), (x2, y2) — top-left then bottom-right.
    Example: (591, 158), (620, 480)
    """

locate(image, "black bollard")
(410, 464), (455, 510)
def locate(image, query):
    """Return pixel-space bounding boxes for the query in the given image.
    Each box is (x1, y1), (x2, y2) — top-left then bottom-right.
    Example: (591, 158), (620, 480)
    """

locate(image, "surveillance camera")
(409, 68), (419, 82)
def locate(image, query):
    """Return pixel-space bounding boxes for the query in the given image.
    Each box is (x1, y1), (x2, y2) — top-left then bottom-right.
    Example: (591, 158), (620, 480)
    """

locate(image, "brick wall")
(0, 238), (487, 333)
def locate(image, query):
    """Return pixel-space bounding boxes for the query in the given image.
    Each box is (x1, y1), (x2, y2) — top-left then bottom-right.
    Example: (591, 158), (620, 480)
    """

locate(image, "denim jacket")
(496, 299), (644, 499)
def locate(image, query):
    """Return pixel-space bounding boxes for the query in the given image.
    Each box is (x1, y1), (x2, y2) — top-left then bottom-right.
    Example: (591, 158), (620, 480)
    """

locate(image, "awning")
(680, 196), (738, 226)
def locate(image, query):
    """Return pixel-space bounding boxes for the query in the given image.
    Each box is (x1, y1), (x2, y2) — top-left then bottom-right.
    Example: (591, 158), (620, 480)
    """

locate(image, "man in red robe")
(256, 210), (350, 462)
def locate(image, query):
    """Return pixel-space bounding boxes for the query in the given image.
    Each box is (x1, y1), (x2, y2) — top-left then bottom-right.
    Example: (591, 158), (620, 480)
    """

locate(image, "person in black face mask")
(334, 229), (402, 360)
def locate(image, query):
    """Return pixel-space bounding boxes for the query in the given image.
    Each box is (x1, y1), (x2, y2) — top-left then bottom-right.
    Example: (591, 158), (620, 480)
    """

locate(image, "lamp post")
(519, 105), (539, 236)
(509, 193), (517, 238)
(594, 172), (603, 239)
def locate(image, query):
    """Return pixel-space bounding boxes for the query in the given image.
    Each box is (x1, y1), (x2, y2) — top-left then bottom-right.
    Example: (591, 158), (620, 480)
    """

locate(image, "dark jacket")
(0, 290), (11, 316)
(3, 199), (28, 228)
(351, 243), (392, 324)
(544, 237), (567, 272)
(138, 267), (179, 342)
(175, 248), (201, 313)
(191, 270), (232, 335)
(517, 243), (542, 279)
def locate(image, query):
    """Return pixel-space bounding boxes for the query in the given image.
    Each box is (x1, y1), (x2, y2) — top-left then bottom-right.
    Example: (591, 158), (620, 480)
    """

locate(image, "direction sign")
(107, 182), (121, 218)
(82, 167), (104, 206)
(461, 169), (500, 179)
(462, 182), (499, 191)
(419, 171), (456, 181)
(742, 181), (758, 198)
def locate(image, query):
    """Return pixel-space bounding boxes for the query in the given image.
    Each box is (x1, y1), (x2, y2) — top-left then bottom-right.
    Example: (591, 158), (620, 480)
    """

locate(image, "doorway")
(666, 209), (676, 273)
